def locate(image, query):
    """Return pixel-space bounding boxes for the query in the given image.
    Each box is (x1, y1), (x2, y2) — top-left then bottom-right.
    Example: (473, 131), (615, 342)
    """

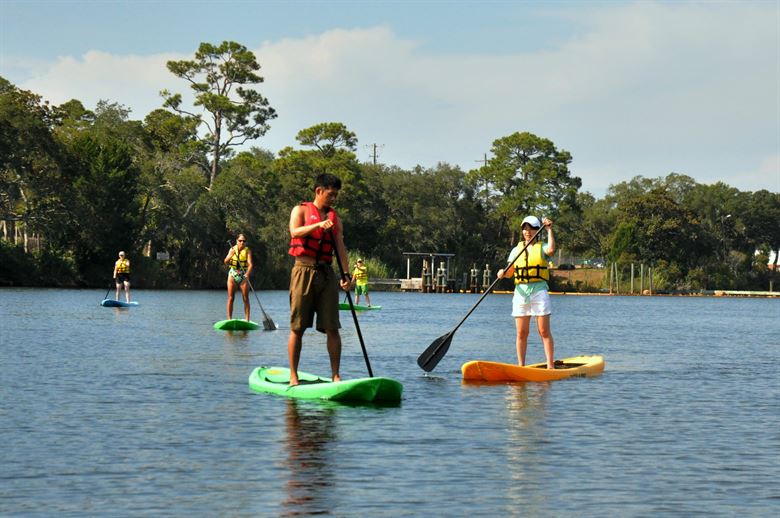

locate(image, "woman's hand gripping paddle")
(416, 225), (546, 372)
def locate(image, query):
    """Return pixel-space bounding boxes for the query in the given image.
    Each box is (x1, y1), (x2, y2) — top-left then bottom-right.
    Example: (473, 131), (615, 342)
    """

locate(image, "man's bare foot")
(289, 375), (299, 386)
(332, 374), (341, 382)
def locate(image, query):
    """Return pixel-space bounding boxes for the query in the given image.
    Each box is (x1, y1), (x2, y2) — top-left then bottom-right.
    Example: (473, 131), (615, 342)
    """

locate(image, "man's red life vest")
(288, 202), (339, 264)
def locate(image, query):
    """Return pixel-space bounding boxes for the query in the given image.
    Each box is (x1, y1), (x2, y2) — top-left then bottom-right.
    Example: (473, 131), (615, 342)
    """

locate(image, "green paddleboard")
(339, 303), (381, 311)
(248, 366), (402, 403)
(214, 319), (260, 331)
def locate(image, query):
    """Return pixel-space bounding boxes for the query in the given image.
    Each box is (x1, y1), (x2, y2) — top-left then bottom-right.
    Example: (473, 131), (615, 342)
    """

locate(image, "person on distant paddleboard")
(497, 216), (556, 369)
(224, 234), (253, 321)
(113, 251), (132, 302)
(351, 258), (372, 307)
(287, 173), (351, 386)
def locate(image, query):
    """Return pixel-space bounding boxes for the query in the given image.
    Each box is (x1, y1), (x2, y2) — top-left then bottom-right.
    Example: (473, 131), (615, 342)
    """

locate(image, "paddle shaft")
(246, 278), (277, 330)
(334, 259), (374, 377)
(326, 210), (374, 377)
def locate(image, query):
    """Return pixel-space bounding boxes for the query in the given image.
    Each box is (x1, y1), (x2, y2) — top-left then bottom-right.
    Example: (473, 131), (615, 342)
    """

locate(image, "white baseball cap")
(521, 216), (541, 228)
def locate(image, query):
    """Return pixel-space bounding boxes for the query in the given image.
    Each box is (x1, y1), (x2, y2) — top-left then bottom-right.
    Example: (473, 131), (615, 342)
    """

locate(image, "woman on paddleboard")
(224, 234), (253, 321)
(497, 216), (556, 369)
(113, 251), (132, 303)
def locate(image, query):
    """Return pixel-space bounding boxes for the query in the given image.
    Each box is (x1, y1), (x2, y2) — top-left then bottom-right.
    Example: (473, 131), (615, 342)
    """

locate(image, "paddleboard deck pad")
(339, 303), (381, 311)
(214, 319), (260, 331)
(100, 299), (139, 307)
(462, 355), (605, 382)
(248, 366), (402, 403)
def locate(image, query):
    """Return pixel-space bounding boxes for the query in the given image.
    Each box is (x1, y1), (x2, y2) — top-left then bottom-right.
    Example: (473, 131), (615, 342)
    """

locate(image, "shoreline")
(489, 290), (779, 298)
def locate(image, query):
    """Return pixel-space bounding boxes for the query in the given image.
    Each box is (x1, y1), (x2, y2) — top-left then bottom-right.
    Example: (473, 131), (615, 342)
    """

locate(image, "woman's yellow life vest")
(353, 265), (368, 284)
(513, 242), (549, 283)
(229, 246), (249, 270)
(115, 258), (130, 274)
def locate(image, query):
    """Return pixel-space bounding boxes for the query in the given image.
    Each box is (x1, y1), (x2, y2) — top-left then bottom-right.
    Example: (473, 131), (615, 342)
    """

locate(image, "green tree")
(296, 122), (358, 157)
(42, 99), (146, 278)
(365, 163), (489, 275)
(162, 41), (277, 189)
(0, 78), (67, 248)
(616, 187), (709, 286)
(61, 131), (141, 278)
(467, 131), (581, 245)
(562, 191), (610, 259)
(212, 148), (279, 286)
(736, 190), (780, 259)
(135, 108), (205, 281)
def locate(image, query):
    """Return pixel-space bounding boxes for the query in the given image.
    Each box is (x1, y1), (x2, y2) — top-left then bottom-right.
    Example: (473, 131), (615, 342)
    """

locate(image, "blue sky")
(2, 0), (778, 196)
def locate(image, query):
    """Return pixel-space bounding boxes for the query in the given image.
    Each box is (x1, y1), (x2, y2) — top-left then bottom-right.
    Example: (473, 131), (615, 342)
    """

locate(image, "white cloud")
(10, 2), (778, 196)
(19, 50), (185, 118)
(732, 154), (780, 193)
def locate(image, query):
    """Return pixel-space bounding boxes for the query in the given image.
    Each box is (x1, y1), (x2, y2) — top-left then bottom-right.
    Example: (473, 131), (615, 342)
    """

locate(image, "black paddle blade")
(261, 314), (278, 331)
(417, 332), (454, 372)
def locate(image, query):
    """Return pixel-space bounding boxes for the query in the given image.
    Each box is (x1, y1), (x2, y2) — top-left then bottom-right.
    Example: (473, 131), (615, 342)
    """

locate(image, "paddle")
(246, 278), (278, 331)
(327, 217), (374, 377)
(416, 224), (546, 372)
(102, 282), (112, 303)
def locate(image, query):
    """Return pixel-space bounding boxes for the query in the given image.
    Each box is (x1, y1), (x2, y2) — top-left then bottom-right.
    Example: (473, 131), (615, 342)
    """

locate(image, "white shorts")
(512, 289), (551, 317)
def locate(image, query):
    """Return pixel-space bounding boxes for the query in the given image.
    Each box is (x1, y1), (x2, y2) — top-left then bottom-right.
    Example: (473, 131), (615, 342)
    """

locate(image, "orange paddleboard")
(461, 355), (605, 382)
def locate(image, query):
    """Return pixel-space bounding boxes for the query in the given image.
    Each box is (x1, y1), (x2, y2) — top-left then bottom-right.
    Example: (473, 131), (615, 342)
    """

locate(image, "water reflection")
(505, 382), (549, 430)
(282, 399), (337, 516)
(110, 307), (132, 322)
(504, 382), (551, 512)
(221, 330), (253, 345)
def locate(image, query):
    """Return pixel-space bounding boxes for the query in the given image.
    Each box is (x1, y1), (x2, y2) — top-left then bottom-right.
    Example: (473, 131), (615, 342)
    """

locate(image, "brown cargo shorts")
(289, 261), (341, 332)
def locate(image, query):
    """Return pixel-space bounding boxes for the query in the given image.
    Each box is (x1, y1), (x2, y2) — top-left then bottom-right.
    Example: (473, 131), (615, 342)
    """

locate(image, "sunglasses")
(237, 239), (246, 242)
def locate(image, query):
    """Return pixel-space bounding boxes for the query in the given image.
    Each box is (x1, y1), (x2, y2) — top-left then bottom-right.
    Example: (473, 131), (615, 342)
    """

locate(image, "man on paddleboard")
(497, 216), (556, 369)
(287, 174), (351, 386)
(113, 251), (132, 302)
(224, 233), (254, 321)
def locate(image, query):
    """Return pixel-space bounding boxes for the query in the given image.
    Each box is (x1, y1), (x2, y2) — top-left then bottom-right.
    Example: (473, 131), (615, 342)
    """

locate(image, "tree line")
(1, 41), (778, 292)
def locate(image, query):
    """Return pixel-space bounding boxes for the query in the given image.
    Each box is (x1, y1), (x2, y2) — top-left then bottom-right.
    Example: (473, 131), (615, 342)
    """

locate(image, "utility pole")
(475, 153), (490, 205)
(366, 143), (384, 165)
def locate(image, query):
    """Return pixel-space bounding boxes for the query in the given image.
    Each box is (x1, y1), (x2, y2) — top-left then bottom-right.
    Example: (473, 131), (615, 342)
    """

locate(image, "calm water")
(1, 288), (778, 516)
